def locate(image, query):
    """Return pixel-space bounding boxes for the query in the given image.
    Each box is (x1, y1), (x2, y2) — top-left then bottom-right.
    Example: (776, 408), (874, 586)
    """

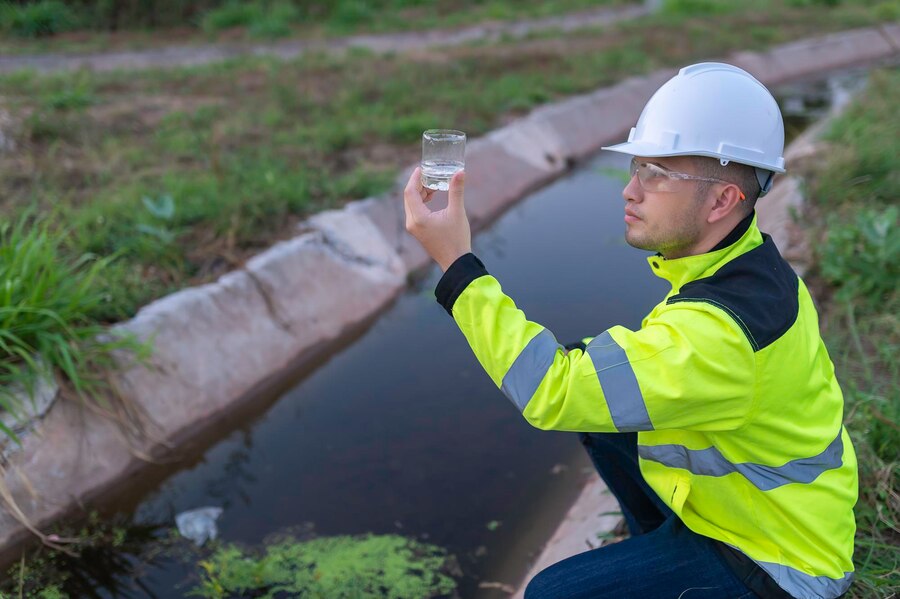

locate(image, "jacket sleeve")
(435, 254), (757, 433)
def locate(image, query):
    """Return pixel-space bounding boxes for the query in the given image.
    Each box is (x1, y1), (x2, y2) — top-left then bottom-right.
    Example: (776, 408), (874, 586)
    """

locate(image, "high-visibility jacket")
(435, 213), (857, 599)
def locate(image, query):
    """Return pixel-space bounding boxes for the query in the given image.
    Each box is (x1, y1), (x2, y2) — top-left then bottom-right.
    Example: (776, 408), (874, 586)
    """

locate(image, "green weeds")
(0, 212), (149, 442)
(806, 67), (899, 597)
(819, 206), (899, 306)
(816, 70), (900, 210)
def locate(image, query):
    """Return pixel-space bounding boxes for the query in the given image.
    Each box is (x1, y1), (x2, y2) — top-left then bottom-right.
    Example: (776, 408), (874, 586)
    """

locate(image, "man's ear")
(707, 184), (745, 224)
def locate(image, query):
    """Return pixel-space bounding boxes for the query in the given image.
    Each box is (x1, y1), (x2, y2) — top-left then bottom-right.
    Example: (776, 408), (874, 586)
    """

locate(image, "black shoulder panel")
(666, 235), (799, 352)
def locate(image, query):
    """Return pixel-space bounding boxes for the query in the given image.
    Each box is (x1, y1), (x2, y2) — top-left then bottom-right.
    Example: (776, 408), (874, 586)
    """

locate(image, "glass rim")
(423, 129), (466, 139)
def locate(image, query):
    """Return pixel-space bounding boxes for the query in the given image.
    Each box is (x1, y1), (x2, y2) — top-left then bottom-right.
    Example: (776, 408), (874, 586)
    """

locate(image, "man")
(403, 63), (857, 599)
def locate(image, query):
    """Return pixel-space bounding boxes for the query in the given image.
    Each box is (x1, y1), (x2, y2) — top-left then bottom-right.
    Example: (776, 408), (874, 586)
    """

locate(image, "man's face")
(621, 155), (709, 258)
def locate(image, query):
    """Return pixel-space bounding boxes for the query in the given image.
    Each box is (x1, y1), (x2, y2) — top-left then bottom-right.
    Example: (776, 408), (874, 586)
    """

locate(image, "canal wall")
(0, 23), (897, 562)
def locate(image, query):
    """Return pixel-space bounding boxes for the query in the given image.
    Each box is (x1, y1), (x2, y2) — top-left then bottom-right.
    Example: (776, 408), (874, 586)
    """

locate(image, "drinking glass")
(421, 129), (466, 191)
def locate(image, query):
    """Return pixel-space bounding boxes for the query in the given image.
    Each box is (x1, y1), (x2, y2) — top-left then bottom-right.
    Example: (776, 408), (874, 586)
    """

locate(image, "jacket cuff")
(435, 253), (488, 316)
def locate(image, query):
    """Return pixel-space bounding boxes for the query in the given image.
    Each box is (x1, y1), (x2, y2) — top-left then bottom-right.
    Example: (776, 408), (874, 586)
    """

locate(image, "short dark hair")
(691, 156), (761, 216)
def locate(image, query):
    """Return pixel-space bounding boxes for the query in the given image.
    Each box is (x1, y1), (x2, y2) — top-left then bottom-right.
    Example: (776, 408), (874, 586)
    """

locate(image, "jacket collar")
(647, 212), (763, 292)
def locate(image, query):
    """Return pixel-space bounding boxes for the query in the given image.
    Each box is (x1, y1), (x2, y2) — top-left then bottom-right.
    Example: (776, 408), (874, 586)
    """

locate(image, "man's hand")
(403, 166), (472, 273)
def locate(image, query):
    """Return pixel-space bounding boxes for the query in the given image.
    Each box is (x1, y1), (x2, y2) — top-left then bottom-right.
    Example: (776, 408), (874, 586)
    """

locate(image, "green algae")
(191, 533), (458, 599)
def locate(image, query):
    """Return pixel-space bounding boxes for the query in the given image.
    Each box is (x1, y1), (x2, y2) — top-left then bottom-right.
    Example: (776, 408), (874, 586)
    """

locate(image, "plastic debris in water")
(175, 507), (223, 546)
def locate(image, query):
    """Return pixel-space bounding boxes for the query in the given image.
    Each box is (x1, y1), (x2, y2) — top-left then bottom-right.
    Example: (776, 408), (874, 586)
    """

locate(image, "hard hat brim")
(601, 141), (786, 174)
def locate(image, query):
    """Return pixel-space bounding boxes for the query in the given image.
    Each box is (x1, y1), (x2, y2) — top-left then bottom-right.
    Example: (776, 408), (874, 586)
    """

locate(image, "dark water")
(15, 67), (879, 598)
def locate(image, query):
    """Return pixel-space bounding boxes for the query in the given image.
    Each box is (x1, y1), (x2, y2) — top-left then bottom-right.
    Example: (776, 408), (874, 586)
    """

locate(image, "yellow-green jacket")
(435, 213), (857, 599)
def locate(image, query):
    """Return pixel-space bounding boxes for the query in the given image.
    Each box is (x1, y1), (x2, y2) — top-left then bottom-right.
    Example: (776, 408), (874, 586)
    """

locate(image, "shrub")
(0, 1), (79, 37)
(200, 1), (263, 33)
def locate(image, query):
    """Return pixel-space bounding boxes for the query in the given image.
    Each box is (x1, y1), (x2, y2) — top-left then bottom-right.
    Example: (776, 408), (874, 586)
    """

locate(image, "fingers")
(405, 166), (424, 196)
(448, 169), (466, 212)
(404, 167), (429, 227)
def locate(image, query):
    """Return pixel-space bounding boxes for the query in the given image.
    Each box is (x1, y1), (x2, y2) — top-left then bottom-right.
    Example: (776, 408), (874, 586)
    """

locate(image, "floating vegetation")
(191, 533), (458, 599)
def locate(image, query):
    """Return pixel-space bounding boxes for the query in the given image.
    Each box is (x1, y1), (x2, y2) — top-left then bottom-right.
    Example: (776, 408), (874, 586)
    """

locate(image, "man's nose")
(623, 173), (643, 203)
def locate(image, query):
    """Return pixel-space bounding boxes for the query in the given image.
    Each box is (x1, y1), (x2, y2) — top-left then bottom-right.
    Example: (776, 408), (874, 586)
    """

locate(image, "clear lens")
(629, 158), (744, 198)
(630, 159), (682, 193)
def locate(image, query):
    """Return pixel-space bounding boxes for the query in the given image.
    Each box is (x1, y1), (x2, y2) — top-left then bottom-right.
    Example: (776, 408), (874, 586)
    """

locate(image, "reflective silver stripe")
(755, 559), (853, 599)
(638, 428), (844, 491)
(585, 331), (653, 431)
(723, 542), (854, 599)
(500, 329), (562, 412)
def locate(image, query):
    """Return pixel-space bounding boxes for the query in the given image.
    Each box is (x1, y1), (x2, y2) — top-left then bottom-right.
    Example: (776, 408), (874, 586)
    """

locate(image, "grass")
(0, 0), (628, 54)
(0, 0), (892, 322)
(803, 67), (900, 598)
(0, 212), (150, 445)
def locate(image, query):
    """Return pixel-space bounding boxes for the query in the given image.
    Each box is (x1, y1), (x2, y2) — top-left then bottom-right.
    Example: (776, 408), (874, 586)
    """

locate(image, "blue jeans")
(524, 432), (760, 599)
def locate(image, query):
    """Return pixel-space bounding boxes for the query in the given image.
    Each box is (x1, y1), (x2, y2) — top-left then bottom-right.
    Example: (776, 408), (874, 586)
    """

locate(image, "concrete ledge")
(730, 26), (898, 86)
(511, 474), (622, 599)
(0, 25), (896, 562)
(880, 22), (900, 50)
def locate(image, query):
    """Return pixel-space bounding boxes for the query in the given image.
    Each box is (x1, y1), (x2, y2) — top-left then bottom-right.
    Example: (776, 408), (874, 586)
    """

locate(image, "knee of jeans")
(523, 567), (561, 599)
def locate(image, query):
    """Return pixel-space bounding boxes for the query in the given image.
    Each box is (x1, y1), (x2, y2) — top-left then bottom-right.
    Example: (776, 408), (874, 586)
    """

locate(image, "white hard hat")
(603, 62), (785, 196)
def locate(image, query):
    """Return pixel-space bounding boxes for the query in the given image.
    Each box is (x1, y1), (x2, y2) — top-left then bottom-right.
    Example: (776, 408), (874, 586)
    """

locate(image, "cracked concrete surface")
(0, 25), (896, 564)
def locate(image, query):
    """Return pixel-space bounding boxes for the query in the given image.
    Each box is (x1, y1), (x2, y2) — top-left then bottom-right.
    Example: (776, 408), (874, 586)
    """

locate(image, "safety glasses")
(629, 158), (746, 200)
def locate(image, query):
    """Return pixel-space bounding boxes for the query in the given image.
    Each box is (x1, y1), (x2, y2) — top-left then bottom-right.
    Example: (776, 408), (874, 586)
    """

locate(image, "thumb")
(448, 169), (466, 212)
